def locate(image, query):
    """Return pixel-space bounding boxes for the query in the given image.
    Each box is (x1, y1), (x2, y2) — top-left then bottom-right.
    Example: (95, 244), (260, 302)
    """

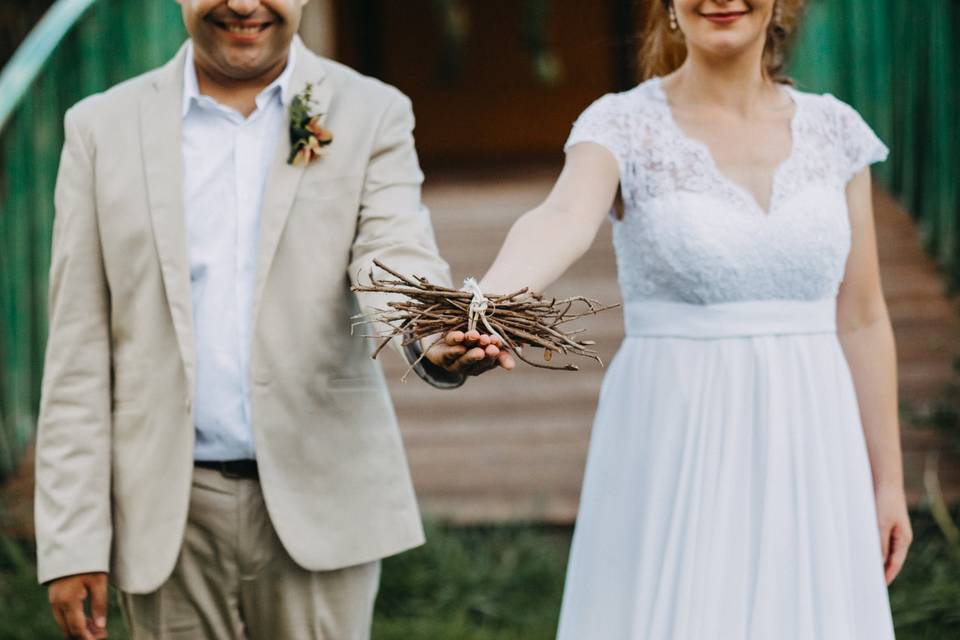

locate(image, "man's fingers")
(50, 603), (69, 638)
(432, 336), (515, 375)
(440, 345), (466, 365)
(89, 575), (109, 632)
(463, 346), (487, 363)
(63, 600), (95, 640)
(424, 340), (464, 368)
(451, 347), (487, 371)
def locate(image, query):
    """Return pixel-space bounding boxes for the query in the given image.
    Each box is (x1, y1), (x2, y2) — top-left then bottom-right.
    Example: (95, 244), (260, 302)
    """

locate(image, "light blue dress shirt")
(181, 43), (296, 461)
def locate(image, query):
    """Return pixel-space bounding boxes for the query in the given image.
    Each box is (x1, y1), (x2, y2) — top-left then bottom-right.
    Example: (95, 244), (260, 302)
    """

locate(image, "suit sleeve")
(34, 107), (113, 584)
(347, 92), (465, 388)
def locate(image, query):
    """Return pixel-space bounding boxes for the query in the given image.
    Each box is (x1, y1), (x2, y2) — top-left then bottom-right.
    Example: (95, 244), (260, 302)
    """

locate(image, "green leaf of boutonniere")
(288, 82), (333, 167)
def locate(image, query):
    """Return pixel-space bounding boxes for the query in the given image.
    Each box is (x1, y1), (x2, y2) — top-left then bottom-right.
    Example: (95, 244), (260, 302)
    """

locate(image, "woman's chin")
(696, 34), (761, 58)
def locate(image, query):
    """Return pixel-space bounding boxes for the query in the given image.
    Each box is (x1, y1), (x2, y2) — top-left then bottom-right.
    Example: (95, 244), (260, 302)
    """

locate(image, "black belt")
(195, 459), (259, 480)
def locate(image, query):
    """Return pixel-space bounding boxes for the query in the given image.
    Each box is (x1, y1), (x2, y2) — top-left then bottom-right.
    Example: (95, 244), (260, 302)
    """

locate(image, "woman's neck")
(663, 43), (784, 115)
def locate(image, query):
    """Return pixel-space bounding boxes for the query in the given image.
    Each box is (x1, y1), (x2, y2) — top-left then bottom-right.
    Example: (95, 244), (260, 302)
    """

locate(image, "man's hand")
(424, 330), (516, 376)
(48, 572), (109, 640)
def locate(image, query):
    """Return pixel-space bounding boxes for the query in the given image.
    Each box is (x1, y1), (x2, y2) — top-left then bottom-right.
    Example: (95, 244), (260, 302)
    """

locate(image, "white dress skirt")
(555, 76), (897, 638)
(555, 299), (895, 639)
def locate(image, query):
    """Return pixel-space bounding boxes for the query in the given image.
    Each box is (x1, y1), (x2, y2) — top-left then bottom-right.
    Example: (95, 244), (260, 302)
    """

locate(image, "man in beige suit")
(35, 1), (514, 638)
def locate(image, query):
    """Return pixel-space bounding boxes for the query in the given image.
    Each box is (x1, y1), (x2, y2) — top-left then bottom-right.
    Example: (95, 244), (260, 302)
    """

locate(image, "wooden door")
(331, 0), (639, 162)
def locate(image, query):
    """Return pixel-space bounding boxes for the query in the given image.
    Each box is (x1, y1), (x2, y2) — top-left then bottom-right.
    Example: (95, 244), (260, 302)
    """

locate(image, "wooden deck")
(383, 164), (960, 524)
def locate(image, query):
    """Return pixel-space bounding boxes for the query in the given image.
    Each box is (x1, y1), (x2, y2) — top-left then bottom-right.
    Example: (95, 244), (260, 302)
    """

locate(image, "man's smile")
(207, 15), (276, 40)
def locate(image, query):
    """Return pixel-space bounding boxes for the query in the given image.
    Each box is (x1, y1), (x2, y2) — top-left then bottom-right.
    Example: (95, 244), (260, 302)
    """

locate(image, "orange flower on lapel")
(288, 82), (333, 167)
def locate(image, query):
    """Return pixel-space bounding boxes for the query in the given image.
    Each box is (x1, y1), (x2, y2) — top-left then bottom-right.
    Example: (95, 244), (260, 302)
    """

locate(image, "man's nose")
(226, 0), (262, 17)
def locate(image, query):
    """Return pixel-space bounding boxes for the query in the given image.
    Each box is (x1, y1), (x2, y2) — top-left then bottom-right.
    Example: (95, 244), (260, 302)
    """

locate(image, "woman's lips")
(701, 11), (749, 24)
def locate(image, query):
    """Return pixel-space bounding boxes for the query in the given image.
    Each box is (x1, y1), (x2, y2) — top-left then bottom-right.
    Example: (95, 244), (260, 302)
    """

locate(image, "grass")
(373, 522), (569, 640)
(1, 511), (958, 639)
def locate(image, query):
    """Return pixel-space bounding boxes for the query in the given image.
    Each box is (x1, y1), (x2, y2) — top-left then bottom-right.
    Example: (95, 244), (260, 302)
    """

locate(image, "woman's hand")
(875, 482), (912, 584)
(424, 330), (516, 376)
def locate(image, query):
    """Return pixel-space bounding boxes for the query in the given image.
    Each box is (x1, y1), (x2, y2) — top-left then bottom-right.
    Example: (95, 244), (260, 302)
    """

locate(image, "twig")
(351, 262), (619, 372)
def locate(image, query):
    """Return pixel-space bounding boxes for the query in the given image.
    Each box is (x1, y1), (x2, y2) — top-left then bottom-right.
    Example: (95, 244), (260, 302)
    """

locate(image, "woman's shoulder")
(786, 84), (889, 176)
(564, 80), (666, 168)
(786, 84), (866, 125)
(573, 79), (663, 126)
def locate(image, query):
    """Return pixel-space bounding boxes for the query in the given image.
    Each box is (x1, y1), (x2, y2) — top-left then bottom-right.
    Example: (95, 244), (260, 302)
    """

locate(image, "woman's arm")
(836, 166), (912, 584)
(423, 142), (619, 374)
(478, 142), (621, 294)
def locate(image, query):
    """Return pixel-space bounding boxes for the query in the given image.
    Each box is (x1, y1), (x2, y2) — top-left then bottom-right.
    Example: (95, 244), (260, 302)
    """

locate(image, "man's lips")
(208, 17), (275, 38)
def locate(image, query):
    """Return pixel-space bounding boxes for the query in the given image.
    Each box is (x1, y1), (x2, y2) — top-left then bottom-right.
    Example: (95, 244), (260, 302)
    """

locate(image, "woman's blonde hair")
(640, 0), (806, 85)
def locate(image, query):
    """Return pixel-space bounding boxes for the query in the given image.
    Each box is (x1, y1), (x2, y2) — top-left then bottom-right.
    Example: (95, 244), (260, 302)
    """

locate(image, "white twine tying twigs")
(350, 260), (620, 375)
(461, 277), (508, 347)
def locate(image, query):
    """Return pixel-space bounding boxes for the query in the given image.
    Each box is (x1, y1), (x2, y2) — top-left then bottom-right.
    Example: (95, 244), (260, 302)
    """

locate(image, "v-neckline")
(651, 75), (801, 218)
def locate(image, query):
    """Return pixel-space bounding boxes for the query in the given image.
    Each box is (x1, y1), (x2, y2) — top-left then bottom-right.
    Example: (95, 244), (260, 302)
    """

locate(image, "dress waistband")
(624, 298), (837, 339)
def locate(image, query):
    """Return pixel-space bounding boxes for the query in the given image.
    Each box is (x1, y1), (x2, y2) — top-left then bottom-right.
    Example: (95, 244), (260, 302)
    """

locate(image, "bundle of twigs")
(351, 260), (619, 373)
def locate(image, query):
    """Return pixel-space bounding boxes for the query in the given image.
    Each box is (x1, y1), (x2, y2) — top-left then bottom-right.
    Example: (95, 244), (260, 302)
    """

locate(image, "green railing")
(0, 0), (185, 475)
(789, 0), (960, 283)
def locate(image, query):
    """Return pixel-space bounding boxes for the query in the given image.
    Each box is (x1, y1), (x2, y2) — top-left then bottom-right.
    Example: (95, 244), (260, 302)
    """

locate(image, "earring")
(773, 1), (782, 26)
(669, 5), (679, 31)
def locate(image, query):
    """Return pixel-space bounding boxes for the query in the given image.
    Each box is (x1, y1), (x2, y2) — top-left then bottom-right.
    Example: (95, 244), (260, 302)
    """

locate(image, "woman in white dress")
(475, 0), (912, 637)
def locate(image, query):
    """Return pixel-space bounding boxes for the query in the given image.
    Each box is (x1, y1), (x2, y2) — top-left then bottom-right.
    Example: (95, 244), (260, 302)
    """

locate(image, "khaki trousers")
(120, 466), (381, 640)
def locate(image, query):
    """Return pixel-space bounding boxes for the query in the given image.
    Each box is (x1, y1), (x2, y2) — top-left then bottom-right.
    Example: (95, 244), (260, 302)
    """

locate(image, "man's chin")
(208, 50), (279, 81)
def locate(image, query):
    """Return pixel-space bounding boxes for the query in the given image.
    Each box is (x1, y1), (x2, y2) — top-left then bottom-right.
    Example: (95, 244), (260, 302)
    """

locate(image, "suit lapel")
(251, 37), (332, 324)
(140, 42), (196, 395)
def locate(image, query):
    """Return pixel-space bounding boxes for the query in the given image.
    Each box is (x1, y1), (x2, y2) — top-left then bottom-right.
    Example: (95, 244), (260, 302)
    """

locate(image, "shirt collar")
(181, 40), (298, 118)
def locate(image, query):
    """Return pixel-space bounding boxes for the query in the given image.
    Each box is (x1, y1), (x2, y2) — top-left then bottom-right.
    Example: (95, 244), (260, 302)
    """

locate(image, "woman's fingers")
(879, 522), (891, 562)
(884, 522), (912, 584)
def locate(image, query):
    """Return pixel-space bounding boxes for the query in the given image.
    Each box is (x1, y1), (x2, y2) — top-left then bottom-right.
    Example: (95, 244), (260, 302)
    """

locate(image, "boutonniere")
(288, 82), (333, 166)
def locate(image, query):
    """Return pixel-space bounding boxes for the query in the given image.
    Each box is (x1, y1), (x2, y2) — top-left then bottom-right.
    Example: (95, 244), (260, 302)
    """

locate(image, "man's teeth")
(226, 24), (263, 34)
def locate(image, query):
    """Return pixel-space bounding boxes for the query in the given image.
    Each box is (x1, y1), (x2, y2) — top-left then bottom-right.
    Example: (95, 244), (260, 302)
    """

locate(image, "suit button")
(185, 397), (192, 412)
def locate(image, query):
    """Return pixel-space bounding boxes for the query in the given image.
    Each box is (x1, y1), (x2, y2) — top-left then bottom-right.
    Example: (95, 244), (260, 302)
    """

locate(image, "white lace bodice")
(564, 76), (889, 304)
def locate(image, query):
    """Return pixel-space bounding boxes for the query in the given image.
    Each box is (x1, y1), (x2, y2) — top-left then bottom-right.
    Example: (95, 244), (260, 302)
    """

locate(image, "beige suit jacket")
(35, 37), (454, 593)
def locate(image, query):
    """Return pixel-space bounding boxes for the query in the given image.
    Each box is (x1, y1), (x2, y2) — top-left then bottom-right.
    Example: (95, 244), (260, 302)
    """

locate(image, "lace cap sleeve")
(563, 93), (630, 178)
(824, 94), (890, 183)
